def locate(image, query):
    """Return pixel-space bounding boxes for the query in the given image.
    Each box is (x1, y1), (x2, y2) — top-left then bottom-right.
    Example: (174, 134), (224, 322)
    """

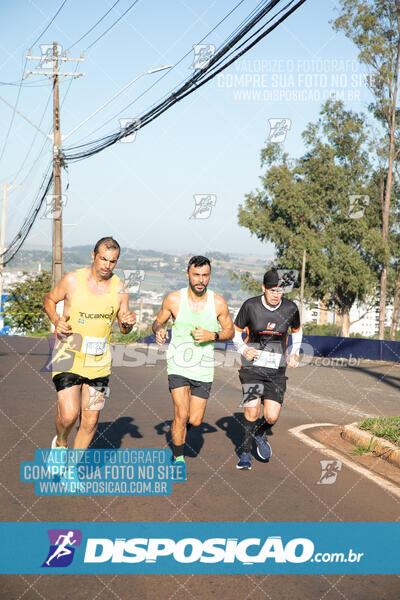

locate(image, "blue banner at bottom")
(0, 522), (398, 574)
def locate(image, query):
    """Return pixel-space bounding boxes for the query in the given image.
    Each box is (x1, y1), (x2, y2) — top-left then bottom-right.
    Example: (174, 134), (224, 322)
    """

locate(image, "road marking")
(288, 388), (375, 418)
(288, 423), (400, 500)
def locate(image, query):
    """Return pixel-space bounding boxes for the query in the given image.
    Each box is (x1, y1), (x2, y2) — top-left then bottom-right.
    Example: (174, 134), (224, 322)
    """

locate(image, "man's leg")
(242, 402), (261, 452)
(188, 395), (207, 427)
(170, 386), (191, 459)
(237, 399), (261, 469)
(55, 385), (81, 447)
(72, 383), (102, 449)
(263, 399), (281, 427)
(253, 398), (282, 461)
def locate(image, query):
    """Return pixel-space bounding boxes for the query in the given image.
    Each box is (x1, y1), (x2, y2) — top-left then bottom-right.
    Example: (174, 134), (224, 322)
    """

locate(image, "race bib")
(82, 336), (107, 356)
(253, 350), (282, 369)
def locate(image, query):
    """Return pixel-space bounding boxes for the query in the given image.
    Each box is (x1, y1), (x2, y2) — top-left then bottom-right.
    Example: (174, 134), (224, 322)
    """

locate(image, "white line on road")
(288, 388), (375, 419)
(288, 423), (400, 500)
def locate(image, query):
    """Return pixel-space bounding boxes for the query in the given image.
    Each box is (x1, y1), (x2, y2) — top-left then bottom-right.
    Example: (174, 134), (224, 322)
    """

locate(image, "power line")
(0, 55), (27, 167)
(81, 0), (250, 141)
(66, 0), (121, 51)
(64, 0), (307, 162)
(86, 0), (141, 51)
(30, 0), (69, 49)
(3, 0), (308, 264)
(0, 0), (69, 169)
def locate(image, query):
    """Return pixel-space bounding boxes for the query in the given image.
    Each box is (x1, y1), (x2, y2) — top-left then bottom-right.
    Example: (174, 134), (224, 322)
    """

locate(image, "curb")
(341, 423), (400, 469)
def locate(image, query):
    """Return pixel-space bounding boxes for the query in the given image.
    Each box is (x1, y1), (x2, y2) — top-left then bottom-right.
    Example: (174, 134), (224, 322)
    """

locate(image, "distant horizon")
(21, 243), (276, 260)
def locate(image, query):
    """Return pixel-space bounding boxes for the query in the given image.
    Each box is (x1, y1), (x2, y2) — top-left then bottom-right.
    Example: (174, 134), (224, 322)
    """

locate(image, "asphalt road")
(0, 336), (399, 599)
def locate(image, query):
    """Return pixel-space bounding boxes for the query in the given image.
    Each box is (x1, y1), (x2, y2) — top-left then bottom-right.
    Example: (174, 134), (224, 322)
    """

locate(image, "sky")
(0, 0), (372, 259)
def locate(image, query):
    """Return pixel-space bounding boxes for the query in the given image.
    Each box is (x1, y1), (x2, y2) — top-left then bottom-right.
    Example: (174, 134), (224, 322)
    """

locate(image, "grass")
(357, 416), (400, 448)
(350, 435), (377, 455)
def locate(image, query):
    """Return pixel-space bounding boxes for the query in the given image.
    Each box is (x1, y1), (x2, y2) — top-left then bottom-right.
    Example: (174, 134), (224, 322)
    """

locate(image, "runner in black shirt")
(234, 270), (302, 470)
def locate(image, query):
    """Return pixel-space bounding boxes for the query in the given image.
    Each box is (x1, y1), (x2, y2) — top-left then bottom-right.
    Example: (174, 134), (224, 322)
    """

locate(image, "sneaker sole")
(256, 445), (272, 461)
(236, 464), (252, 470)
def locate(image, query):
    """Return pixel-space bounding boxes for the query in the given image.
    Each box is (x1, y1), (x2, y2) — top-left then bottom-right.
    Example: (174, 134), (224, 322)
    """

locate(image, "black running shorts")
(52, 372), (110, 393)
(168, 374), (212, 400)
(238, 368), (287, 405)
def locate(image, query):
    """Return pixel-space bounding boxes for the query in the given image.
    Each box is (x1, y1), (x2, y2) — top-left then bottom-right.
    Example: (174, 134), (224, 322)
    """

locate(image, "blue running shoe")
(236, 452), (252, 470)
(255, 435), (272, 461)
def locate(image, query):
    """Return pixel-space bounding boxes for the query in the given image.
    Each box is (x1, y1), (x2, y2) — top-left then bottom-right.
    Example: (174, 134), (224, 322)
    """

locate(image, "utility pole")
(0, 183), (22, 328)
(26, 43), (84, 286)
(0, 55), (170, 287)
(299, 249), (306, 322)
(52, 42), (63, 287)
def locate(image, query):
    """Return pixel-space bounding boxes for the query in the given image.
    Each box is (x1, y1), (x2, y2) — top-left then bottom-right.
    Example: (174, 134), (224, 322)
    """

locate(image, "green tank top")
(166, 287), (219, 382)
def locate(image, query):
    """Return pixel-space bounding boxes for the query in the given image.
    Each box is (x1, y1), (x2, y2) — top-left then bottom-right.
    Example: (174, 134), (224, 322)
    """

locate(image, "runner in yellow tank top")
(44, 237), (136, 451)
(152, 256), (234, 466)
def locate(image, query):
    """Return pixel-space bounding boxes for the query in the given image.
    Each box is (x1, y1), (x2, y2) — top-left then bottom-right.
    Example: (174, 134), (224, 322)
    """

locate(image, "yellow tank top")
(52, 267), (120, 379)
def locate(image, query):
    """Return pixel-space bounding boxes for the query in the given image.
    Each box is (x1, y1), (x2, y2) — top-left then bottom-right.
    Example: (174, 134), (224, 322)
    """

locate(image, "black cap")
(263, 270), (283, 288)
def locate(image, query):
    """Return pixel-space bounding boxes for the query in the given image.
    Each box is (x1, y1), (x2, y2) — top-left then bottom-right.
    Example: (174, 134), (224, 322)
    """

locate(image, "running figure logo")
(242, 383), (264, 404)
(42, 194), (68, 219)
(42, 529), (82, 567)
(276, 269), (299, 293)
(267, 118), (291, 143)
(122, 270), (145, 294)
(189, 194), (217, 219)
(119, 118), (141, 143)
(189, 44), (216, 70)
(317, 459), (342, 485)
(85, 385), (110, 411)
(39, 44), (63, 68)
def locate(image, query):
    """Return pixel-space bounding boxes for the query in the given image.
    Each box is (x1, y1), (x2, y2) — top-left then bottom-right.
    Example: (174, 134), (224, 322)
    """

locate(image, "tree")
(332, 0), (400, 339)
(5, 271), (52, 334)
(238, 100), (381, 337)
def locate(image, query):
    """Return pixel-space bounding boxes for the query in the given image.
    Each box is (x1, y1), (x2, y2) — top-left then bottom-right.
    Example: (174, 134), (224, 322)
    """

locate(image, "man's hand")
(55, 316), (72, 336)
(120, 311), (136, 331)
(155, 328), (169, 345)
(243, 347), (259, 361)
(190, 326), (214, 344)
(287, 353), (300, 368)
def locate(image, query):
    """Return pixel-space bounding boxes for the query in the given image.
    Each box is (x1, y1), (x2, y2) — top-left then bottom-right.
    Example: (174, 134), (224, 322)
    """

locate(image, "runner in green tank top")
(152, 256), (234, 465)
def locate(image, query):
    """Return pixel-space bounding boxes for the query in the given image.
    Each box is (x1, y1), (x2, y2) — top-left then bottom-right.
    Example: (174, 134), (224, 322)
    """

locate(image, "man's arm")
(215, 295), (234, 341)
(233, 325), (259, 361)
(43, 273), (74, 334)
(152, 293), (175, 344)
(190, 294), (234, 344)
(288, 307), (302, 368)
(232, 300), (258, 361)
(117, 283), (136, 334)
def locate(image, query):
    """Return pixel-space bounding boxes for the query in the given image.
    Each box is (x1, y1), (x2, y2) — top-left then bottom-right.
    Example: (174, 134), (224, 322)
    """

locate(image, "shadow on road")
(90, 416), (142, 449)
(154, 420), (217, 457)
(216, 412), (275, 458)
(352, 365), (400, 392)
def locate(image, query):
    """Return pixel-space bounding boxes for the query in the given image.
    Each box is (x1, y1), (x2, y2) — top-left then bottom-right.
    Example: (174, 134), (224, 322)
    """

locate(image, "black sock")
(254, 417), (273, 437)
(173, 443), (185, 458)
(186, 422), (192, 433)
(241, 416), (257, 453)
